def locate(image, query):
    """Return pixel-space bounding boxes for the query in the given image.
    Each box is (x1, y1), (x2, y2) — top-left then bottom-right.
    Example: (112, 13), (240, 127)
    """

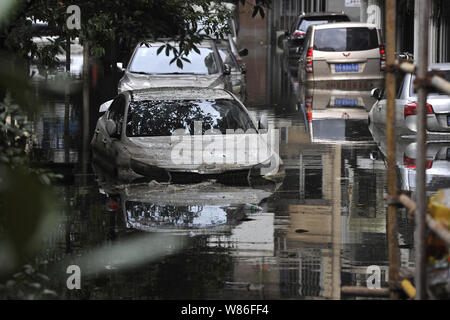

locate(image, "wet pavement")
(23, 9), (449, 300)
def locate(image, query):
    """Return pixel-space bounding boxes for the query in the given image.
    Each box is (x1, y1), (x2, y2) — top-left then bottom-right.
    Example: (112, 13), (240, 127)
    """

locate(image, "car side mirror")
(238, 48), (248, 57)
(371, 88), (382, 100)
(99, 100), (113, 113)
(105, 119), (117, 137)
(223, 63), (231, 75)
(116, 62), (125, 71)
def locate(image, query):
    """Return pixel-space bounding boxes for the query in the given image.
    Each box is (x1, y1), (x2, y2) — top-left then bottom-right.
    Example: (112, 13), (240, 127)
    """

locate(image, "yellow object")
(429, 189), (450, 229)
(401, 279), (416, 299)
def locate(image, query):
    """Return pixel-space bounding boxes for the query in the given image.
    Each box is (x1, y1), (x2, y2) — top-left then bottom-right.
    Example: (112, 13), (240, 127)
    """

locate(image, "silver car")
(298, 22), (385, 89)
(369, 122), (450, 193)
(117, 40), (232, 92)
(91, 87), (282, 180)
(215, 39), (246, 100)
(368, 63), (450, 137)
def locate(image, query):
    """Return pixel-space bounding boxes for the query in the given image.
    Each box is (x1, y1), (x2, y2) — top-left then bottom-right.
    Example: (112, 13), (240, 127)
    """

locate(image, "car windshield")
(297, 16), (349, 31)
(129, 46), (219, 75)
(126, 99), (257, 137)
(410, 70), (450, 96)
(313, 27), (379, 51)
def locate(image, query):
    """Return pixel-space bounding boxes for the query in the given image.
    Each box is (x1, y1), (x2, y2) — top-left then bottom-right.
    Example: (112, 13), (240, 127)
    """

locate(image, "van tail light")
(293, 30), (306, 39)
(379, 45), (386, 71)
(305, 47), (313, 73)
(403, 154), (433, 170)
(404, 102), (434, 119)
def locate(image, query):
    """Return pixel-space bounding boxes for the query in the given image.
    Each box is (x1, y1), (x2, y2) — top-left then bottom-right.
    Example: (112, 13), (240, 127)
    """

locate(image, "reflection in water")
(126, 203), (228, 229)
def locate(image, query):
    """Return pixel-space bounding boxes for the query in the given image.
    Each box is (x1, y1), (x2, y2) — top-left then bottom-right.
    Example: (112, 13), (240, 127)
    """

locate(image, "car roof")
(300, 12), (348, 18)
(129, 87), (235, 101)
(311, 22), (378, 30)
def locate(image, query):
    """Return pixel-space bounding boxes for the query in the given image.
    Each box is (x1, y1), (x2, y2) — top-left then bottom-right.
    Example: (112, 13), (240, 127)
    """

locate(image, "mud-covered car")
(91, 87), (282, 181)
(117, 40), (232, 92)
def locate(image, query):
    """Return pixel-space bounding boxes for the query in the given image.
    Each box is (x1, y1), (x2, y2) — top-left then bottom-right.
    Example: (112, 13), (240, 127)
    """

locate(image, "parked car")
(297, 22), (385, 89)
(91, 87), (282, 180)
(117, 40), (232, 92)
(368, 63), (450, 137)
(284, 12), (350, 64)
(369, 122), (450, 194)
(215, 39), (247, 100)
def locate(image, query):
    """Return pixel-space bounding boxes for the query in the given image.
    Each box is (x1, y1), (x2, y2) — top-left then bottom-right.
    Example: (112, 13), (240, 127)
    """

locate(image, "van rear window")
(313, 27), (379, 52)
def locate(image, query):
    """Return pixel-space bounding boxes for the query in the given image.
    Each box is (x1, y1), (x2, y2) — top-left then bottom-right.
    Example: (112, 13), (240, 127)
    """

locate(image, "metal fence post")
(385, 0), (400, 300)
(414, 0), (429, 300)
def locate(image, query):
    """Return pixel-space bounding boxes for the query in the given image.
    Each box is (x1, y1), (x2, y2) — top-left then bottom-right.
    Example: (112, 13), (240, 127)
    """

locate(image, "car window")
(410, 70), (450, 96)
(297, 16), (349, 31)
(126, 99), (257, 137)
(396, 73), (406, 98)
(129, 46), (219, 75)
(313, 27), (379, 52)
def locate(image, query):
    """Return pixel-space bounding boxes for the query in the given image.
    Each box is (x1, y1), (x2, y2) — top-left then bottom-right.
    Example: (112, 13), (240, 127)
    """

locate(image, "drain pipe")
(414, 0), (429, 300)
(385, 0), (400, 300)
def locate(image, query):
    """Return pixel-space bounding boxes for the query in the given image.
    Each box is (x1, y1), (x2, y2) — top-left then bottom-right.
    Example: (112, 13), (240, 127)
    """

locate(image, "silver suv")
(298, 22), (385, 89)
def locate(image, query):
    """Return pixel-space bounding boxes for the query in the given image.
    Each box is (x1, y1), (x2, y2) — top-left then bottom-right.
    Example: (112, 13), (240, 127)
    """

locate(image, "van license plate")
(334, 98), (359, 107)
(335, 64), (358, 72)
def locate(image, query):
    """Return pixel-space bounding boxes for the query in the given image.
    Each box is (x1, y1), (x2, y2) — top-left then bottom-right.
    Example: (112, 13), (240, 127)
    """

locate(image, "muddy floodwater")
(22, 12), (449, 300)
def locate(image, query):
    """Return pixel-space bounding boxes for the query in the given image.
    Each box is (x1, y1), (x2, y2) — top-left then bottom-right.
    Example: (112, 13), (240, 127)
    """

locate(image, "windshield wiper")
(130, 71), (153, 75)
(156, 72), (198, 75)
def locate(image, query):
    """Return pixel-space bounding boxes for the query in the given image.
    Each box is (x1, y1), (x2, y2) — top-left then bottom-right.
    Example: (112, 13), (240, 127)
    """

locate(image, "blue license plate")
(447, 115), (450, 126)
(334, 98), (359, 107)
(335, 64), (358, 72)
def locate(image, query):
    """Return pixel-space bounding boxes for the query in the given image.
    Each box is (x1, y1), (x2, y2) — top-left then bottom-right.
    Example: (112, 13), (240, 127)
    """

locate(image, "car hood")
(123, 134), (280, 175)
(121, 71), (226, 90)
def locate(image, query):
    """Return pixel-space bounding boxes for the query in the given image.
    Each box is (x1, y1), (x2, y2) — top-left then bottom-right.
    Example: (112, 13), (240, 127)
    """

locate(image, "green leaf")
(156, 45), (165, 55)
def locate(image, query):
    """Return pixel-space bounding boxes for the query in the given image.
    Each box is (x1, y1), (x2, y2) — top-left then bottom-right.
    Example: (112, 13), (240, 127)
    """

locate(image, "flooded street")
(23, 8), (448, 301)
